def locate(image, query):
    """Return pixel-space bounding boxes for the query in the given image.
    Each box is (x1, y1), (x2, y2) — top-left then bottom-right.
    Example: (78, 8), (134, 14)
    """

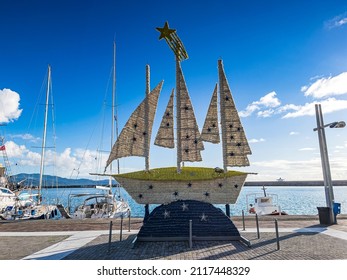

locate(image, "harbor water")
(34, 185), (347, 218)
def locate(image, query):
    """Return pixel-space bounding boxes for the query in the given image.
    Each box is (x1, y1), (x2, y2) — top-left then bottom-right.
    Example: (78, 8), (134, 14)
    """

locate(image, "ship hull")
(114, 174), (248, 204)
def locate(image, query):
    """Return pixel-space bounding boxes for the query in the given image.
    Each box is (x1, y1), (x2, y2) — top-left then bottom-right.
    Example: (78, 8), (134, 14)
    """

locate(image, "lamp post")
(313, 104), (346, 224)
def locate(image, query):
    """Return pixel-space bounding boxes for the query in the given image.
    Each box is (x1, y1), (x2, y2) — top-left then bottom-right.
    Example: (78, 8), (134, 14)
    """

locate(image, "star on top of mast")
(156, 21), (188, 61)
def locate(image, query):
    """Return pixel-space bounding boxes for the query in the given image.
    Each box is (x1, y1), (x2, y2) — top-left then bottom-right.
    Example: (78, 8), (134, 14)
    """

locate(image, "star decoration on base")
(200, 213), (208, 222)
(182, 202), (189, 211)
(163, 210), (170, 219)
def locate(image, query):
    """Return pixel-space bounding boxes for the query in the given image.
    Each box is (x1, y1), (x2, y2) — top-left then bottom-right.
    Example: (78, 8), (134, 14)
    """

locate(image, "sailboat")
(61, 42), (130, 219)
(0, 164), (37, 215)
(104, 22), (252, 219)
(1, 66), (58, 220)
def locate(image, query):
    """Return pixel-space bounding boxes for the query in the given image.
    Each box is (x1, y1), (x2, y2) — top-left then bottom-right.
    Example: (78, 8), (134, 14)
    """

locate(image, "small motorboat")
(246, 186), (287, 216)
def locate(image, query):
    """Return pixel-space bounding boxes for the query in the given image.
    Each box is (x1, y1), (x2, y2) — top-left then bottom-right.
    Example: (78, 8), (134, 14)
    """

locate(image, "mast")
(144, 65), (150, 171)
(112, 41), (120, 175)
(39, 65), (51, 204)
(156, 21), (190, 173)
(219, 60), (228, 173)
(176, 59), (182, 173)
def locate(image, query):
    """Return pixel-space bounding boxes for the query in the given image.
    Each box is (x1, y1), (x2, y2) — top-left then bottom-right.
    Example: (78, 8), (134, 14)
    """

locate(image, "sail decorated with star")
(200, 61), (252, 170)
(154, 90), (175, 148)
(218, 59), (252, 169)
(176, 61), (204, 162)
(105, 77), (163, 169)
(200, 84), (220, 144)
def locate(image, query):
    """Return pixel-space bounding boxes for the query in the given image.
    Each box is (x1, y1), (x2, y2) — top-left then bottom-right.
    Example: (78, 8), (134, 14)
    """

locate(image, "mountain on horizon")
(10, 173), (110, 187)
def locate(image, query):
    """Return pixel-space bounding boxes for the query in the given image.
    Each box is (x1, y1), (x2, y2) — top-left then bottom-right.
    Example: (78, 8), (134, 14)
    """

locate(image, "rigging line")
(27, 69), (48, 137)
(69, 72), (112, 181)
(49, 77), (61, 203)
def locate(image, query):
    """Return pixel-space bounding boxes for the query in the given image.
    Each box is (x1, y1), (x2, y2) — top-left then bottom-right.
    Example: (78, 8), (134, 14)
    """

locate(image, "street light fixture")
(313, 104), (345, 224)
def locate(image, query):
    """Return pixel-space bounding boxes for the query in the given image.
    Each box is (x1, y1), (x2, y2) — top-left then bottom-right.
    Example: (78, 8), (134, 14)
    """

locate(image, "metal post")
(176, 59), (182, 173)
(108, 221), (113, 253)
(275, 219), (280, 250)
(189, 219), (193, 248)
(144, 65), (150, 171)
(242, 210), (245, 231)
(255, 213), (260, 239)
(128, 210), (131, 232)
(144, 204), (149, 222)
(120, 215), (123, 241)
(315, 104), (335, 224)
(225, 204), (230, 218)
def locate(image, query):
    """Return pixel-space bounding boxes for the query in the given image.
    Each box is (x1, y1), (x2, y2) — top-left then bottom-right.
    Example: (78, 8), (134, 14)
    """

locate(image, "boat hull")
(114, 174), (248, 204)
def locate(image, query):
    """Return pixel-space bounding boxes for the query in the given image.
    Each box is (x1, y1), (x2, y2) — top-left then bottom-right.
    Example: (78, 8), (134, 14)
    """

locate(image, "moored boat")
(247, 186), (287, 215)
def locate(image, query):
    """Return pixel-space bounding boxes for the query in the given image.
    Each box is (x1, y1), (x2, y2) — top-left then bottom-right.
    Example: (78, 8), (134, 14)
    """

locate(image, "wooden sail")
(200, 84), (220, 144)
(154, 89), (175, 148)
(105, 81), (163, 169)
(177, 62), (204, 162)
(218, 60), (251, 170)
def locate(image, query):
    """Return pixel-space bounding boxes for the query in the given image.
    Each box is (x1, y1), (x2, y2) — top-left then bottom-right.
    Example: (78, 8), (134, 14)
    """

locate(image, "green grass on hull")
(113, 167), (247, 182)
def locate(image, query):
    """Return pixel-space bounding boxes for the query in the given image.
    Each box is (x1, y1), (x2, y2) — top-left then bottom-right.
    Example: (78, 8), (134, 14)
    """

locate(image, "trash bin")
(333, 203), (341, 215)
(333, 203), (341, 223)
(317, 207), (332, 225)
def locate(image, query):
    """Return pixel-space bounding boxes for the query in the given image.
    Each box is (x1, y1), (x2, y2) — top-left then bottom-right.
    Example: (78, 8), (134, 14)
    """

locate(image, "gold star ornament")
(155, 21), (188, 61)
(156, 21), (176, 40)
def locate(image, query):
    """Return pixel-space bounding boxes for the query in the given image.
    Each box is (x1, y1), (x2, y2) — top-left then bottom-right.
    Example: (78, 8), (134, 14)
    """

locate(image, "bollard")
(242, 210), (245, 231)
(255, 213), (260, 239)
(120, 215), (124, 241)
(108, 220), (113, 254)
(275, 219), (280, 250)
(189, 219), (193, 248)
(128, 210), (131, 232)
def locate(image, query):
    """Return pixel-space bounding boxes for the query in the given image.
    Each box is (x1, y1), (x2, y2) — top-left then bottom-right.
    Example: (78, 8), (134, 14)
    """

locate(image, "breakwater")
(244, 180), (347, 187)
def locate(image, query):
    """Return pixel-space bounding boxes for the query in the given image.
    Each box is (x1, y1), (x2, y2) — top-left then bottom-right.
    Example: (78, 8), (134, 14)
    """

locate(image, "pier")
(245, 180), (347, 187)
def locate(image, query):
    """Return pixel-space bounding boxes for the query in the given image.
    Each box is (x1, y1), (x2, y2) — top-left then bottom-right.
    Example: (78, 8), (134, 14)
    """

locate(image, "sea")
(36, 185), (347, 217)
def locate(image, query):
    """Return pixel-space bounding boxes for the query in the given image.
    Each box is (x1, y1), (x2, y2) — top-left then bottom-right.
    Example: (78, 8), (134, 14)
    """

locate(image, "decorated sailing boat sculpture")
(104, 22), (251, 219)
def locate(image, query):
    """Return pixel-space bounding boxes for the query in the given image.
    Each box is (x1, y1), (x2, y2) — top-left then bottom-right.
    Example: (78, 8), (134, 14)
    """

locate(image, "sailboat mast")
(112, 41), (120, 175)
(39, 65), (51, 204)
(176, 59), (182, 173)
(218, 60), (228, 173)
(144, 65), (150, 171)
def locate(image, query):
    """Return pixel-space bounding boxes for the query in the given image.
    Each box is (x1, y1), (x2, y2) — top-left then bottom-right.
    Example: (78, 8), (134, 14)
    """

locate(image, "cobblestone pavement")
(1, 215), (347, 260)
(62, 231), (347, 260)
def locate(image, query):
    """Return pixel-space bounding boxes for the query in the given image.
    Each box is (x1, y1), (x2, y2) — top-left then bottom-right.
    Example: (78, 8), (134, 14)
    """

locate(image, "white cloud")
(3, 141), (29, 158)
(301, 72), (347, 98)
(299, 148), (316, 151)
(249, 138), (265, 143)
(257, 109), (275, 118)
(11, 133), (40, 143)
(249, 155), (347, 181)
(240, 91), (280, 117)
(282, 98), (347, 118)
(0, 88), (23, 123)
(289, 131), (299, 136)
(325, 13), (347, 29)
(5, 139), (104, 179)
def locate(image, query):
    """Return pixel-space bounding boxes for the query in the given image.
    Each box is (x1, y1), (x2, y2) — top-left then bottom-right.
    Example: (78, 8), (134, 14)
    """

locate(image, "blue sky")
(1, 0), (347, 181)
